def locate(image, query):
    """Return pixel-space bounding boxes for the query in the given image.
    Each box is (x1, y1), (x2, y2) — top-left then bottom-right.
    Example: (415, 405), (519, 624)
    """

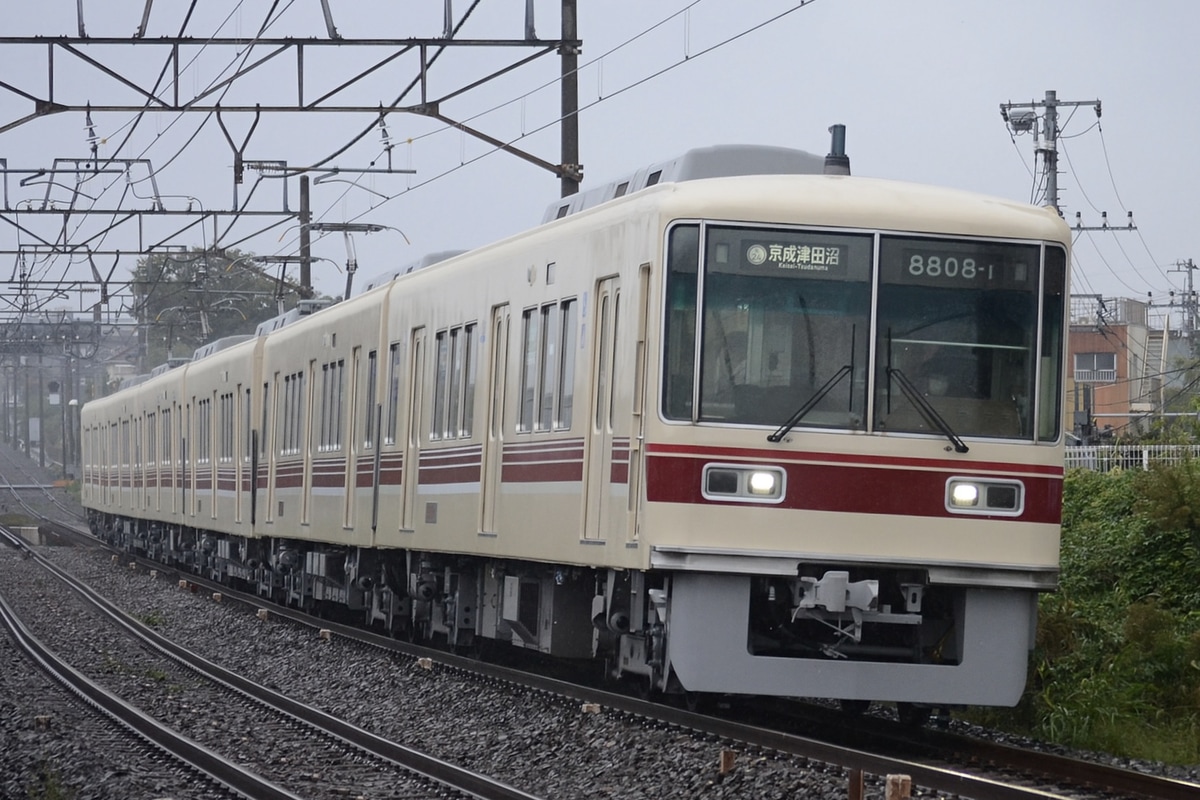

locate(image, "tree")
(131, 248), (312, 368)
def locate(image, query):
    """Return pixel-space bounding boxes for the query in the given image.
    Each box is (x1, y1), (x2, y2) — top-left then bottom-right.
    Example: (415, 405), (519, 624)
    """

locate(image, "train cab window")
(873, 237), (1039, 440)
(663, 223), (872, 430)
(1038, 246), (1067, 442)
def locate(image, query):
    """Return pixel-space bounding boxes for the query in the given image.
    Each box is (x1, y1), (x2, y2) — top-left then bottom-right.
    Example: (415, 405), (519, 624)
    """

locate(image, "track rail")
(110, 542), (1200, 800)
(0, 533), (295, 800)
(0, 525), (548, 800)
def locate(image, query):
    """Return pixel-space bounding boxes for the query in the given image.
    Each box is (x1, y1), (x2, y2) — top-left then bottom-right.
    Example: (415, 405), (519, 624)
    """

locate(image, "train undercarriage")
(88, 510), (1036, 711)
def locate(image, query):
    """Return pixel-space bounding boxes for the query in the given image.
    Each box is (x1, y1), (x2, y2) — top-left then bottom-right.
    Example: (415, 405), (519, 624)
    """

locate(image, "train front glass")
(662, 223), (1067, 442)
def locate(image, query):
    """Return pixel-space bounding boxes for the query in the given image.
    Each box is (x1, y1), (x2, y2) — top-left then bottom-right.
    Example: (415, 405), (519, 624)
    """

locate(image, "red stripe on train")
(645, 442), (1063, 477)
(645, 454), (1061, 523)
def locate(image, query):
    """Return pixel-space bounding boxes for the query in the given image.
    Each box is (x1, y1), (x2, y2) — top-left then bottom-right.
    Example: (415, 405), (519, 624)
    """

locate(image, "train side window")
(431, 324), (478, 440)
(220, 392), (234, 463)
(161, 407), (172, 466)
(557, 300), (577, 429)
(432, 331), (450, 440)
(518, 309), (539, 432)
(461, 323), (477, 437)
(519, 302), (574, 433)
(537, 304), (560, 431)
(662, 224), (700, 420)
(147, 412), (157, 469)
(317, 359), (344, 452)
(197, 398), (211, 465)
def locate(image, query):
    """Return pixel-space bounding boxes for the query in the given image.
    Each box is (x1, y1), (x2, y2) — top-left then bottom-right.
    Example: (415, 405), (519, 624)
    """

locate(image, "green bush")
(978, 464), (1200, 763)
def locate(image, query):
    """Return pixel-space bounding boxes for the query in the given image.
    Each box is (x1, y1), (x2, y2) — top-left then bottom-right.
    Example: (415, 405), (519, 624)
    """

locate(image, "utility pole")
(1000, 90), (1102, 214)
(1168, 259), (1197, 340)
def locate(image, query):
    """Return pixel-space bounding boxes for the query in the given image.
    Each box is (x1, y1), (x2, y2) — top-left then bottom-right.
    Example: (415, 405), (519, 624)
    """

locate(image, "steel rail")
(8, 530), (548, 800)
(0, 533), (300, 800)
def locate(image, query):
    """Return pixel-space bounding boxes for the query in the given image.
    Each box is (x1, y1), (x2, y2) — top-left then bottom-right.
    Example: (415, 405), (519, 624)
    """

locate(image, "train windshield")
(873, 236), (1062, 441)
(663, 224), (1067, 442)
(663, 224), (873, 428)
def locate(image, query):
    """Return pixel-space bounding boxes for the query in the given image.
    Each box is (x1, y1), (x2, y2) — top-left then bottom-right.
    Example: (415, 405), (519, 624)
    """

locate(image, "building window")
(1074, 352), (1116, 383)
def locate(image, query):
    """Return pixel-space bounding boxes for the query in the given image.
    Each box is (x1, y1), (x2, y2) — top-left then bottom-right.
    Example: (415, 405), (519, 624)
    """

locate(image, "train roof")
(356, 249), (469, 296)
(253, 297), (336, 336)
(540, 144), (827, 223)
(192, 334), (255, 361)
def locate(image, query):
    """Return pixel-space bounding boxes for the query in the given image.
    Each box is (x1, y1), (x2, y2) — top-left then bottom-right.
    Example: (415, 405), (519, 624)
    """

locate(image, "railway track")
(0, 524), (548, 800)
(36, 515), (1200, 800)
(1, 429), (1195, 800)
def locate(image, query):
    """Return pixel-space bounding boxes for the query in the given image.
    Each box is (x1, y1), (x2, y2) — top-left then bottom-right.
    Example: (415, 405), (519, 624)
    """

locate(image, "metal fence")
(1065, 444), (1200, 471)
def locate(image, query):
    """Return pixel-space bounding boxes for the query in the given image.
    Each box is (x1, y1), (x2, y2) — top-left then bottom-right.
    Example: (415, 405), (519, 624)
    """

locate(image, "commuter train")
(81, 139), (1070, 715)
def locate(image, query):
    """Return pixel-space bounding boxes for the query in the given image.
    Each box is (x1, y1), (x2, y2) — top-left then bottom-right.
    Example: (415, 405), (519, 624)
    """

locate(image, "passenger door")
(480, 305), (509, 535)
(401, 328), (425, 532)
(584, 278), (622, 542)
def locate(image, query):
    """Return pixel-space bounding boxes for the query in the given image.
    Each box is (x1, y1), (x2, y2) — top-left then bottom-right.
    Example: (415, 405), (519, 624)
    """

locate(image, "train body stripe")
(645, 453), (1061, 523)
(644, 442), (1063, 478)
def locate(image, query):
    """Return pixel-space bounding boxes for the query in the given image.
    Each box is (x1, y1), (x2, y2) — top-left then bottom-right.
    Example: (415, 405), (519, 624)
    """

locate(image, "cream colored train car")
(84, 145), (1070, 717)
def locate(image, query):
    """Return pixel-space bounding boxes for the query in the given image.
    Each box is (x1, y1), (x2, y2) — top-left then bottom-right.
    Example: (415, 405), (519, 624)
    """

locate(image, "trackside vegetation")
(970, 463), (1200, 763)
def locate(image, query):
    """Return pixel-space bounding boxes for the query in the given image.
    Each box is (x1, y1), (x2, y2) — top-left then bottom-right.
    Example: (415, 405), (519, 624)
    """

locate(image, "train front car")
(636, 175), (1068, 709)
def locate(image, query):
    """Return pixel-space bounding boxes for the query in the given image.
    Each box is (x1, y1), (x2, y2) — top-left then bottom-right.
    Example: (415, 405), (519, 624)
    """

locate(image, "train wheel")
(896, 702), (931, 727)
(683, 691), (713, 713)
(839, 699), (871, 716)
(635, 675), (661, 702)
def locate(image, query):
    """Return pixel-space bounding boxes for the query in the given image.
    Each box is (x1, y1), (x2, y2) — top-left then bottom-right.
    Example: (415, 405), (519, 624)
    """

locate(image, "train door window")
(243, 388), (252, 462)
(385, 343), (402, 445)
(260, 382), (270, 458)
(364, 349), (378, 449)
(595, 296), (611, 431)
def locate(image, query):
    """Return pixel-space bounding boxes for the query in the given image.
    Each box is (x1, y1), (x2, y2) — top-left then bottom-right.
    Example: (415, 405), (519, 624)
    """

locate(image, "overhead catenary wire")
(282, 1), (821, 260)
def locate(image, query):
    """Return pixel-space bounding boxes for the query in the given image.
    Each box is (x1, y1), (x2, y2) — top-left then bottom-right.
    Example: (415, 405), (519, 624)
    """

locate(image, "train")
(81, 136), (1070, 717)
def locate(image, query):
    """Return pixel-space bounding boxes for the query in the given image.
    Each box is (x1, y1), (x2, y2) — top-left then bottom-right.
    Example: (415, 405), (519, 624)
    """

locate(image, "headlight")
(950, 483), (979, 507)
(946, 477), (1023, 516)
(748, 471), (778, 496)
(703, 464), (786, 504)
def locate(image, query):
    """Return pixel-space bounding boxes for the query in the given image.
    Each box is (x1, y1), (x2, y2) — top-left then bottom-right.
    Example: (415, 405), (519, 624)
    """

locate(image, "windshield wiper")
(885, 367), (969, 453)
(767, 365), (853, 443)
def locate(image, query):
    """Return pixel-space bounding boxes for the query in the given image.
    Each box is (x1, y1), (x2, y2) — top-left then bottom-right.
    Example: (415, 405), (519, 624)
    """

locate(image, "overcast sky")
(1, 0), (1196, 326)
